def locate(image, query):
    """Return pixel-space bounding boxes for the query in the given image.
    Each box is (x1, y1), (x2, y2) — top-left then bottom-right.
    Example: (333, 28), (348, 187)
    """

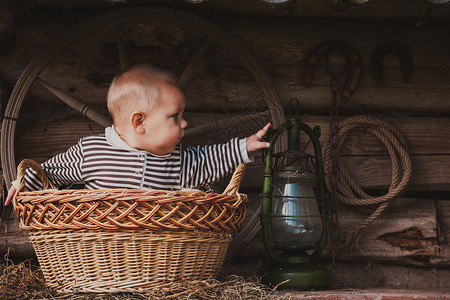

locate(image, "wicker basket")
(13, 159), (248, 293)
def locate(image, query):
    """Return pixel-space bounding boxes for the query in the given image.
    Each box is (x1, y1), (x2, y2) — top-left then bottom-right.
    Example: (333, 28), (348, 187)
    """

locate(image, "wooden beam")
(2, 196), (445, 266)
(322, 197), (446, 267)
(14, 115), (450, 191)
(233, 196), (447, 267)
(16, 115), (450, 155)
(216, 0), (450, 22)
(4, 16), (450, 116)
(0, 1), (15, 42)
(0, 209), (35, 259)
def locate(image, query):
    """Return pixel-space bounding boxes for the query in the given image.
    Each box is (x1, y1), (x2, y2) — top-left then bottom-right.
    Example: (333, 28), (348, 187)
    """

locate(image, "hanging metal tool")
(301, 41), (363, 259)
(370, 42), (413, 86)
(301, 41), (362, 103)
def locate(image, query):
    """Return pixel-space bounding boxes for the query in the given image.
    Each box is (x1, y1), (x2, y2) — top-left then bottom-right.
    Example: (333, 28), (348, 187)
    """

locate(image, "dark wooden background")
(0, 0), (449, 289)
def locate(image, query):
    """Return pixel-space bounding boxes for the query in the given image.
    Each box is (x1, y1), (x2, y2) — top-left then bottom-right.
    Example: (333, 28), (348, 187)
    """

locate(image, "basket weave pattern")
(30, 230), (232, 292)
(16, 189), (246, 232)
(13, 159), (247, 292)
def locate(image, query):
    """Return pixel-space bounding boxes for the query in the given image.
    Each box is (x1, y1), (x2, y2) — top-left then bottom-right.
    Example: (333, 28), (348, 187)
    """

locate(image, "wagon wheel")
(1, 7), (285, 258)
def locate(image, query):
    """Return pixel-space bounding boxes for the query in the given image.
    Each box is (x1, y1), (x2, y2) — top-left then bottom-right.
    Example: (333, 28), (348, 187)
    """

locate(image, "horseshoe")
(301, 41), (362, 102)
(370, 42), (413, 86)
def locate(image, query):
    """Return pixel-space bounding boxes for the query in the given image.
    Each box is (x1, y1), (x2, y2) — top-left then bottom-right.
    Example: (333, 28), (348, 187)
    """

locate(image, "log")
(15, 115), (450, 191)
(233, 197), (447, 267)
(14, 76), (450, 117)
(268, 63), (450, 88)
(1, 195), (445, 266)
(301, 115), (450, 155)
(1, 15), (449, 117)
(2, 7), (450, 266)
(217, 0), (450, 22)
(220, 155), (450, 192)
(275, 85), (450, 115)
(16, 115), (450, 156)
(0, 171), (34, 258)
(236, 197), (447, 267)
(329, 262), (450, 289)
(434, 200), (450, 266)
(232, 19), (450, 66)
(0, 208), (35, 258)
(323, 197), (444, 267)
(0, 2), (15, 43)
(6, 0), (450, 23)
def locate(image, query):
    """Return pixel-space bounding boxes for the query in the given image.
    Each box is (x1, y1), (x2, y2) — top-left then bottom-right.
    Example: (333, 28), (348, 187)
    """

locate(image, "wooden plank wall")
(0, 7), (449, 282)
(227, 18), (450, 270)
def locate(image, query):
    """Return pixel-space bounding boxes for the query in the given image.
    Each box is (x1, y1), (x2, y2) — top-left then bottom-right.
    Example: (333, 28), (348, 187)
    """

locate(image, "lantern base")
(262, 262), (331, 290)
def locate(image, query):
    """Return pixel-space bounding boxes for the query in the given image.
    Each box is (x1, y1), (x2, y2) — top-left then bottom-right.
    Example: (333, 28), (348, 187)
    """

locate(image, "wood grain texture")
(324, 197), (442, 267)
(1, 16), (449, 116)
(16, 115), (450, 191)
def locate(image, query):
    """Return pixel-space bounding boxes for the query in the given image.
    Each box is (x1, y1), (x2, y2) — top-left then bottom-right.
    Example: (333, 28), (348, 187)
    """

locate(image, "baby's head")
(107, 64), (179, 128)
(107, 64), (188, 155)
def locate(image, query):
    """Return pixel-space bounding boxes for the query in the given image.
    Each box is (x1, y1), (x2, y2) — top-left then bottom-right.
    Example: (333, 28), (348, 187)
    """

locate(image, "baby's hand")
(246, 123), (271, 155)
(4, 185), (17, 206)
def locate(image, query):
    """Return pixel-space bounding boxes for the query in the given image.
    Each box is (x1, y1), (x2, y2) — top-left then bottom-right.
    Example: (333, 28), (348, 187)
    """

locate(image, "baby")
(5, 64), (270, 205)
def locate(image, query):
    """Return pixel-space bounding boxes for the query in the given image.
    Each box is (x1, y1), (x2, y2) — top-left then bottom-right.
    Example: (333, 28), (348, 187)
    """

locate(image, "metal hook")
(288, 98), (300, 117)
(325, 48), (348, 77)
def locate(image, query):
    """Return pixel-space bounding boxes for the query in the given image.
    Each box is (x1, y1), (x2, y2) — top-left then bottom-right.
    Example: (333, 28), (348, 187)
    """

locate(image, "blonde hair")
(107, 64), (179, 127)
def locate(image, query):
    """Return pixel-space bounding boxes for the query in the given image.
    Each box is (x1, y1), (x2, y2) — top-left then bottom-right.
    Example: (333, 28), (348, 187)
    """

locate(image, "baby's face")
(139, 83), (187, 155)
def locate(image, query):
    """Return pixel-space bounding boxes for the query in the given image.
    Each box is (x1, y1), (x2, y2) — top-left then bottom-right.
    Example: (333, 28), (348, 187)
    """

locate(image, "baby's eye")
(171, 114), (179, 122)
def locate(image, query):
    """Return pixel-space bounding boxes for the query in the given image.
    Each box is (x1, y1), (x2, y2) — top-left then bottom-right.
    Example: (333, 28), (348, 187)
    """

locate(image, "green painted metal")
(261, 120), (294, 264)
(297, 121), (328, 258)
(261, 105), (330, 289)
(262, 263), (331, 290)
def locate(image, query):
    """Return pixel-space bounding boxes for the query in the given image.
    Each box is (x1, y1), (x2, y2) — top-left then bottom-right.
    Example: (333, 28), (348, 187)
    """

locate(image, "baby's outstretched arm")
(246, 123), (271, 155)
(4, 185), (16, 206)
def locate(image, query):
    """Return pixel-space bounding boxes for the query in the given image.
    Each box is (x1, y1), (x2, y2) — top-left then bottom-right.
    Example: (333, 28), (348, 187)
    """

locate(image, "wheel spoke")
(2, 8), (286, 262)
(179, 36), (212, 87)
(115, 27), (130, 71)
(184, 110), (269, 138)
(37, 78), (111, 127)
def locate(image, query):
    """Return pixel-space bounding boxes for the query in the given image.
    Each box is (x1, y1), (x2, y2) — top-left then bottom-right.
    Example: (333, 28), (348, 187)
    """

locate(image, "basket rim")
(14, 160), (248, 233)
(16, 188), (244, 204)
(15, 188), (247, 233)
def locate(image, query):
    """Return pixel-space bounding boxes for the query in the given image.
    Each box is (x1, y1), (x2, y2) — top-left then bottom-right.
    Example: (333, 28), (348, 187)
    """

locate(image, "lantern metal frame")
(261, 100), (330, 290)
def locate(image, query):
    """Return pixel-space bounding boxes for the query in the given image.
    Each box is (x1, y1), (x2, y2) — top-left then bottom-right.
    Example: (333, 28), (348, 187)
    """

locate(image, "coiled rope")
(322, 115), (412, 248)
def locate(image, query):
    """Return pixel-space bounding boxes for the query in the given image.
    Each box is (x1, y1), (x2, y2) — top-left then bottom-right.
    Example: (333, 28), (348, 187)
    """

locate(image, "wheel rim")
(1, 7), (286, 257)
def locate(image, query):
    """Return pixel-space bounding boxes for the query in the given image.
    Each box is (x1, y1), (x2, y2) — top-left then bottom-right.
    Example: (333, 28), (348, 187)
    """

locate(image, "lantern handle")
(261, 119), (294, 264)
(298, 121), (328, 259)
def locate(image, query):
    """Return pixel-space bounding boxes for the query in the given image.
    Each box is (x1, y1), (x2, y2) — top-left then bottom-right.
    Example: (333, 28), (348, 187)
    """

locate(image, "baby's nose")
(181, 118), (188, 129)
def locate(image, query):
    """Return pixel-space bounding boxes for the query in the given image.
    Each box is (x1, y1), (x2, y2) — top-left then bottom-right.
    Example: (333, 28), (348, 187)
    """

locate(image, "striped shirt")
(24, 126), (250, 191)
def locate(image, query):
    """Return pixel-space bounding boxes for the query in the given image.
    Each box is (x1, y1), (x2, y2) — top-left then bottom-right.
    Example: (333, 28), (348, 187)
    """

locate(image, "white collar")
(105, 126), (172, 157)
(105, 126), (137, 151)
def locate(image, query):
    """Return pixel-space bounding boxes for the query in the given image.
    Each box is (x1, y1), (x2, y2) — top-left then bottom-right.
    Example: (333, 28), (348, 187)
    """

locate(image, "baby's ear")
(131, 112), (145, 133)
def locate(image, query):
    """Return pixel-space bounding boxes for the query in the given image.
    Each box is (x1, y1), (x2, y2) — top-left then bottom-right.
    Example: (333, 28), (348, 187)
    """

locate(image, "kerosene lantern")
(261, 99), (330, 290)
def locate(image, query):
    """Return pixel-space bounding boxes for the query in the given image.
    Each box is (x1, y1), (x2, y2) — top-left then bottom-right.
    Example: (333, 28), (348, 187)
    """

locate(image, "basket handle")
(16, 159), (56, 193)
(223, 163), (246, 196)
(15, 159), (246, 196)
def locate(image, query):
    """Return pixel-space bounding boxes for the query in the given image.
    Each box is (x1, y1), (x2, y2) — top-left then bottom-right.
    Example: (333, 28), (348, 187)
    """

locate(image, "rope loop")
(323, 115), (412, 248)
